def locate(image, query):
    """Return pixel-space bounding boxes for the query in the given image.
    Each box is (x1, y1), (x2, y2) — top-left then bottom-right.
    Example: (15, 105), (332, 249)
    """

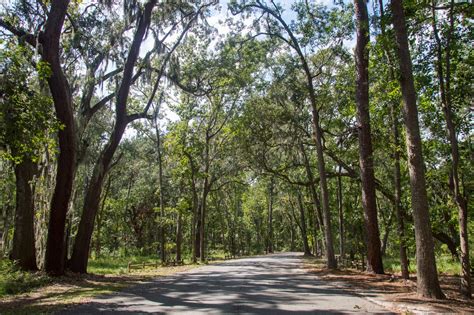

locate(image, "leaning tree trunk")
(391, 0), (444, 299)
(249, 4), (336, 268)
(354, 0), (384, 274)
(69, 1), (156, 273)
(431, 0), (471, 298)
(11, 158), (37, 271)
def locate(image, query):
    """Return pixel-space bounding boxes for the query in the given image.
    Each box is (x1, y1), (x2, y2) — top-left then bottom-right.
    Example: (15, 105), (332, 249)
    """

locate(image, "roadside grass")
(383, 255), (462, 275)
(0, 259), (52, 296)
(0, 255), (201, 314)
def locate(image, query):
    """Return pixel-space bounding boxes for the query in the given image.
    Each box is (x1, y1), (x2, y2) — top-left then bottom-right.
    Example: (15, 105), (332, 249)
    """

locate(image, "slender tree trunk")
(176, 211), (182, 261)
(354, 0), (384, 274)
(381, 208), (394, 256)
(69, 1), (156, 273)
(297, 192), (312, 256)
(200, 134), (211, 262)
(155, 117), (166, 263)
(95, 176), (111, 258)
(300, 143), (325, 244)
(378, 0), (410, 279)
(194, 210), (201, 260)
(391, 0), (444, 298)
(392, 103), (411, 278)
(431, 0), (471, 298)
(11, 158), (37, 271)
(267, 178), (274, 253)
(337, 166), (344, 259)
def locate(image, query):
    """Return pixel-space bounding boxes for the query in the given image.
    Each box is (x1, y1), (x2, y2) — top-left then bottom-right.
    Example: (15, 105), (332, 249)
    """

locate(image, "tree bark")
(176, 211), (182, 261)
(267, 178), (274, 253)
(300, 142), (325, 246)
(431, 0), (471, 298)
(337, 166), (345, 259)
(41, 0), (77, 276)
(391, 0), (444, 298)
(155, 114), (166, 263)
(297, 192), (312, 256)
(11, 158), (37, 271)
(378, 0), (410, 279)
(69, 0), (156, 273)
(354, 0), (384, 274)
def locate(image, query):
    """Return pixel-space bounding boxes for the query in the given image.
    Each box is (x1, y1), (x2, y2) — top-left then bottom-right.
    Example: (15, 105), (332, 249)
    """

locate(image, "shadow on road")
(60, 252), (393, 314)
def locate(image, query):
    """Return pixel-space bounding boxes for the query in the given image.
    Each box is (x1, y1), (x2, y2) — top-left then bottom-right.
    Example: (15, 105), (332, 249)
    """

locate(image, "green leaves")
(0, 40), (58, 164)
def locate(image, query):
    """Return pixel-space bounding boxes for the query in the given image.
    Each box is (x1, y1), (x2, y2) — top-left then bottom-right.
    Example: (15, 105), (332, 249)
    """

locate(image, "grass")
(87, 255), (159, 274)
(0, 259), (52, 296)
(0, 255), (202, 314)
(383, 255), (463, 275)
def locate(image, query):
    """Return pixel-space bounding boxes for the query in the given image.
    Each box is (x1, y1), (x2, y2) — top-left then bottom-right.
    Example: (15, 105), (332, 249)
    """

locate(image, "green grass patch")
(383, 255), (462, 275)
(87, 255), (158, 274)
(0, 259), (52, 297)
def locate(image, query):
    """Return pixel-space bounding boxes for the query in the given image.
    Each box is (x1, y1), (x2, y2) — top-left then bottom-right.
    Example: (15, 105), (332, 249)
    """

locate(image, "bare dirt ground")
(303, 256), (474, 313)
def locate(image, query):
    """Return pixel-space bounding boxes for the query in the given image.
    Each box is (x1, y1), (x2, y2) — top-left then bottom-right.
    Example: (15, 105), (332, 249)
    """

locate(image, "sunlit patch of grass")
(0, 259), (52, 297)
(0, 255), (201, 314)
(383, 255), (461, 276)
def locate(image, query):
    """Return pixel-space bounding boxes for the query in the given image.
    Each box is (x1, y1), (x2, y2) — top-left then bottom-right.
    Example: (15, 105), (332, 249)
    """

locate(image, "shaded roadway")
(59, 252), (394, 314)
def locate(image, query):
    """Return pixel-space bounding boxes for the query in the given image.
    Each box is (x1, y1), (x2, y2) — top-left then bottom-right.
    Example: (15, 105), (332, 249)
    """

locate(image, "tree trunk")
(300, 143), (325, 246)
(254, 5), (336, 268)
(155, 116), (166, 263)
(381, 208), (394, 256)
(431, 0), (471, 298)
(42, 0), (77, 276)
(391, 0), (444, 298)
(337, 166), (344, 259)
(11, 158), (37, 271)
(267, 178), (274, 253)
(69, 1), (156, 273)
(297, 192), (312, 256)
(377, 0), (410, 280)
(176, 211), (182, 262)
(354, 0), (384, 274)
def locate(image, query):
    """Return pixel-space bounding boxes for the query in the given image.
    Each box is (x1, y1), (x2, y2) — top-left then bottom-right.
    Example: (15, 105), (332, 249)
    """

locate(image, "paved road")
(60, 252), (393, 314)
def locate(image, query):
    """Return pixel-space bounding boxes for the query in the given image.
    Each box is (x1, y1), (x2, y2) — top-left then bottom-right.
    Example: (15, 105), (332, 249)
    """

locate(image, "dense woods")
(0, 0), (472, 300)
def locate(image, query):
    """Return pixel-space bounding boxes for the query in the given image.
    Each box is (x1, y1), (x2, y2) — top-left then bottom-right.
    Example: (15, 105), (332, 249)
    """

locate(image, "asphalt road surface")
(60, 252), (393, 314)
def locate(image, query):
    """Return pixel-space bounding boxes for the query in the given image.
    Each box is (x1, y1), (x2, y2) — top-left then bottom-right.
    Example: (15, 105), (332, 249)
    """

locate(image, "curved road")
(61, 252), (393, 314)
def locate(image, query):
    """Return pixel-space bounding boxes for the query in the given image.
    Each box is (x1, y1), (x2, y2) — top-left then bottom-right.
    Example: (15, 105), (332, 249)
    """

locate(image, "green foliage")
(0, 40), (58, 164)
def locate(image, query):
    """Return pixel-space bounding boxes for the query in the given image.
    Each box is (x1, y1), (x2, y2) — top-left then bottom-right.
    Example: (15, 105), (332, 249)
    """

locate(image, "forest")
(0, 0), (472, 304)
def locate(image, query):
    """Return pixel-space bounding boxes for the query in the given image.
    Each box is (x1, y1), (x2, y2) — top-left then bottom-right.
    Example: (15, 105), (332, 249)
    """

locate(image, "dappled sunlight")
(60, 253), (393, 314)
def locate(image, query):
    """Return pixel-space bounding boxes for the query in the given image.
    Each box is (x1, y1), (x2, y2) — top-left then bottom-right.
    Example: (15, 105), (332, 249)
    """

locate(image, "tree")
(1, 0), (77, 275)
(354, 0), (384, 274)
(230, 0), (353, 269)
(390, 0), (444, 299)
(430, 0), (471, 298)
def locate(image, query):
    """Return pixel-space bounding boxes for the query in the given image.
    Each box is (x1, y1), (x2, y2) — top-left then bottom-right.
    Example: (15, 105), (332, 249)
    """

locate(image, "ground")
(303, 256), (474, 313)
(60, 253), (391, 314)
(0, 253), (472, 314)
